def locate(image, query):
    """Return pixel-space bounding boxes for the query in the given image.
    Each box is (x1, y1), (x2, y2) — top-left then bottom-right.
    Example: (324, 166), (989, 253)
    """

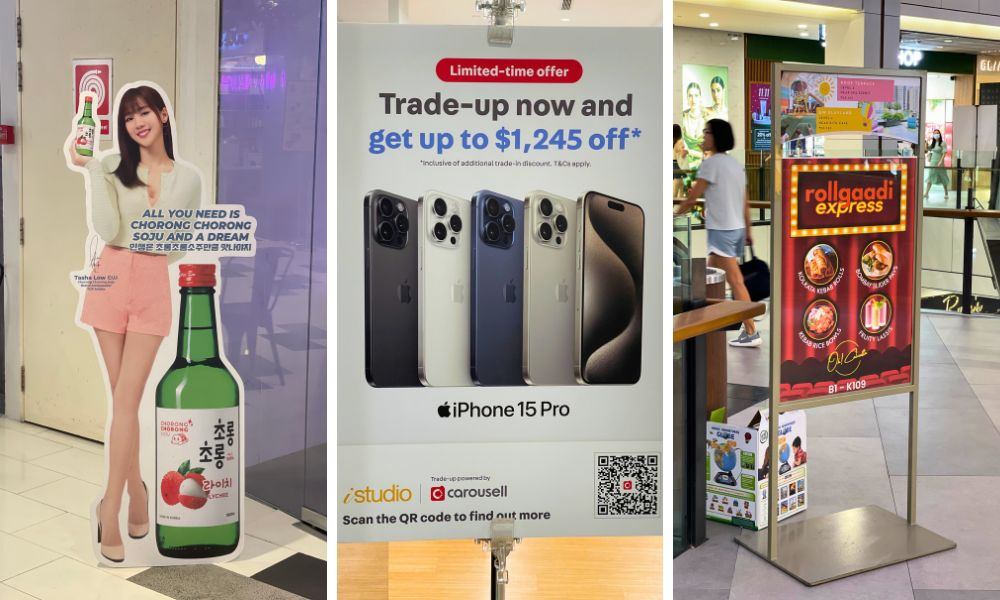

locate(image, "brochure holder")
(475, 518), (518, 599)
(734, 63), (956, 585)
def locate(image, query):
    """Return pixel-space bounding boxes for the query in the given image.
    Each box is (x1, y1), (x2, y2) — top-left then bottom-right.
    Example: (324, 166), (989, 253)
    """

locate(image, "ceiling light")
(728, 33), (739, 41)
(699, 12), (710, 18)
(936, 45), (943, 49)
(944, 39), (953, 43)
(560, 17), (570, 22)
(797, 24), (808, 29)
(709, 22), (719, 27)
(800, 32), (809, 37)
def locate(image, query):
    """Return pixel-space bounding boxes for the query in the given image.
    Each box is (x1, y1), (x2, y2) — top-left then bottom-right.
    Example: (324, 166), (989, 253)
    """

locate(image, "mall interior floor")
(676, 312), (1000, 599)
(0, 416), (326, 600)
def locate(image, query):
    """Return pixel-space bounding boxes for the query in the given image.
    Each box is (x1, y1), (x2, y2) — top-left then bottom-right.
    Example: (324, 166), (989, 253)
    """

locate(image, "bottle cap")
(179, 264), (216, 288)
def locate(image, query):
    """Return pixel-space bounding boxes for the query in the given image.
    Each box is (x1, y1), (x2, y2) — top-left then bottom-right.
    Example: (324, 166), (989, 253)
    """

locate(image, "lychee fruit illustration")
(161, 460), (206, 508)
(161, 470), (184, 506)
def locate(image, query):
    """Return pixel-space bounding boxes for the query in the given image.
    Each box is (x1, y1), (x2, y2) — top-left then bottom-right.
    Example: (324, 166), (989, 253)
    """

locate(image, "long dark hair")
(673, 124), (681, 145)
(929, 129), (943, 150)
(112, 86), (173, 188)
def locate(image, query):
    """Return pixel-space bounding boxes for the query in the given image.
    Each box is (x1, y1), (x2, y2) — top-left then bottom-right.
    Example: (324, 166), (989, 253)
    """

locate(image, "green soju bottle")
(75, 95), (96, 156)
(156, 264), (240, 558)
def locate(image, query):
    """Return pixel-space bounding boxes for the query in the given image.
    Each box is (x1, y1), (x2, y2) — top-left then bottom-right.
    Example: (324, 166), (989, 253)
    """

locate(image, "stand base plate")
(734, 505), (956, 586)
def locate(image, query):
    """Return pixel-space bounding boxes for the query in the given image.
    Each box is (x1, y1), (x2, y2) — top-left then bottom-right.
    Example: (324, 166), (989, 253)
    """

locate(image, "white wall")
(673, 27), (746, 163)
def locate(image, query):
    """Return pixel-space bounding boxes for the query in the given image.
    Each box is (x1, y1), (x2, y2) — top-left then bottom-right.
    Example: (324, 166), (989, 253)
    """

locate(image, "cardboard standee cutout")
(64, 81), (254, 566)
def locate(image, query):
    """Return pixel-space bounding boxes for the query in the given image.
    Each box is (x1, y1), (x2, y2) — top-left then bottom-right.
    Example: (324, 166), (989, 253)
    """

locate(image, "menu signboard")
(779, 157), (917, 403)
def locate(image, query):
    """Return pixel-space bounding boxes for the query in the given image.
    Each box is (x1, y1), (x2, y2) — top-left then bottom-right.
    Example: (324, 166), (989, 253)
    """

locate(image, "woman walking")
(676, 119), (760, 347)
(924, 128), (950, 202)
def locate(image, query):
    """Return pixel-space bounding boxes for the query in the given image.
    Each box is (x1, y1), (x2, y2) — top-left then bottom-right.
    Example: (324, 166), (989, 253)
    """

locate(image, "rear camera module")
(501, 213), (516, 233)
(450, 214), (463, 232)
(395, 213), (409, 233)
(433, 198), (448, 217)
(539, 222), (553, 241)
(433, 222), (448, 241)
(539, 198), (553, 216)
(378, 221), (395, 242)
(485, 221), (501, 242)
(486, 198), (500, 217)
(555, 214), (568, 233)
(378, 197), (394, 217)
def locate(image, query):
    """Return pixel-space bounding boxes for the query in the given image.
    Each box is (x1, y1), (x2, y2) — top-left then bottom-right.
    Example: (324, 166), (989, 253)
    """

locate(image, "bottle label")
(156, 407), (239, 528)
(75, 123), (95, 154)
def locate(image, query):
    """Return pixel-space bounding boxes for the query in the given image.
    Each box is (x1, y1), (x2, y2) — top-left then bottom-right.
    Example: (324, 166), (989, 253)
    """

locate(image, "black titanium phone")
(470, 190), (525, 386)
(364, 190), (421, 387)
(575, 191), (644, 385)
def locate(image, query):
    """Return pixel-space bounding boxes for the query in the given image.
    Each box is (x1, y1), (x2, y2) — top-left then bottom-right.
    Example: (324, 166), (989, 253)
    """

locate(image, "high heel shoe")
(96, 501), (124, 563)
(128, 482), (149, 540)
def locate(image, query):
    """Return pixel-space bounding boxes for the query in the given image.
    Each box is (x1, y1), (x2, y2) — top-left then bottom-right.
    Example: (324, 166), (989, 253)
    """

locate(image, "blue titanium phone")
(471, 190), (525, 386)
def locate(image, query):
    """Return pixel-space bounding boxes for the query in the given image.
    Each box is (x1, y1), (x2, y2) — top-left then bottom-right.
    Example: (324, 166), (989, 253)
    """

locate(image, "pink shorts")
(80, 246), (172, 337)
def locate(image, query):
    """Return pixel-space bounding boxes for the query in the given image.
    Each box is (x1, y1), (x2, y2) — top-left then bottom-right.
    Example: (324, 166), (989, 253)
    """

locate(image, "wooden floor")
(338, 536), (662, 599)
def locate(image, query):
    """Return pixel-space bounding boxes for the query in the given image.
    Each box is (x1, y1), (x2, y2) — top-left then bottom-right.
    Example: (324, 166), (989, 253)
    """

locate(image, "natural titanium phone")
(523, 191), (578, 385)
(418, 190), (473, 387)
(575, 191), (644, 384)
(364, 190), (421, 387)
(471, 190), (525, 386)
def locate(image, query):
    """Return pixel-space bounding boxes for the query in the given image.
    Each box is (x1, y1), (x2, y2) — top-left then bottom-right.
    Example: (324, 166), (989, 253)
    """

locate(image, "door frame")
(0, 0), (22, 421)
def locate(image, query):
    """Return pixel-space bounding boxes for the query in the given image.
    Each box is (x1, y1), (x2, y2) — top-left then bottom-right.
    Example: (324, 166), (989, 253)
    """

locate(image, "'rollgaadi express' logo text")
(790, 160), (908, 237)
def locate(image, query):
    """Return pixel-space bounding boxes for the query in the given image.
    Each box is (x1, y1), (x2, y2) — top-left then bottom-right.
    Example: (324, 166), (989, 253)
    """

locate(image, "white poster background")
(337, 24), (663, 542)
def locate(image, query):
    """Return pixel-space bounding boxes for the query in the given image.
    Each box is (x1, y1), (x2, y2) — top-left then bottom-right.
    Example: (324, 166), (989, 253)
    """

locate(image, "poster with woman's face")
(680, 64), (729, 167)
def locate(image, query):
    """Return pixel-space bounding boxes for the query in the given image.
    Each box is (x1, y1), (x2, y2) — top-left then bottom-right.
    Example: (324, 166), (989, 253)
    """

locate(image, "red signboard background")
(780, 157), (917, 403)
(73, 61), (112, 136)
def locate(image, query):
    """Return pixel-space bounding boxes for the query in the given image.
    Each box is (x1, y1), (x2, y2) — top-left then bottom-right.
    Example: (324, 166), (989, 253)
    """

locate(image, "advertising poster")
(780, 72), (922, 145)
(680, 64), (728, 167)
(63, 81), (258, 566)
(750, 83), (771, 151)
(73, 59), (113, 137)
(779, 157), (917, 402)
(338, 25), (662, 542)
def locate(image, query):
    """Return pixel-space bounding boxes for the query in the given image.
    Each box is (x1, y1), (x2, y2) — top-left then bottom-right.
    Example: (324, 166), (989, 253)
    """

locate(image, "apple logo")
(451, 282), (464, 303)
(556, 280), (569, 303)
(438, 403), (451, 418)
(503, 279), (517, 303)
(398, 280), (412, 304)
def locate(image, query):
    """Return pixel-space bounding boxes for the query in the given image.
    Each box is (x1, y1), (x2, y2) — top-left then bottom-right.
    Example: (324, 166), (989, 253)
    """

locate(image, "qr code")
(595, 453), (659, 518)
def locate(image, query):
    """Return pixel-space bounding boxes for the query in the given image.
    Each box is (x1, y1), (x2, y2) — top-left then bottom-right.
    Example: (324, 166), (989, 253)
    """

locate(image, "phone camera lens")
(539, 198), (553, 216)
(539, 222), (553, 241)
(450, 237), (457, 245)
(378, 197), (394, 217)
(501, 213), (516, 234)
(555, 214), (568, 232)
(378, 221), (395, 241)
(486, 198), (500, 217)
(395, 213), (409, 233)
(433, 222), (448, 241)
(485, 221), (501, 242)
(556, 236), (562, 245)
(433, 198), (447, 217)
(450, 214), (463, 232)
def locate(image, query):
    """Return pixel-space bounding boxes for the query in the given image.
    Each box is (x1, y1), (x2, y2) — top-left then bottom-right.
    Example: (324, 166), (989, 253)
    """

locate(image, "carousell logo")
(430, 486), (446, 502)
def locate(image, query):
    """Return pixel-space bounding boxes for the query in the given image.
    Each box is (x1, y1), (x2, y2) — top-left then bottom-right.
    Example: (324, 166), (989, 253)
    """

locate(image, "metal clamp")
(475, 518), (519, 599)
(475, 0), (527, 47)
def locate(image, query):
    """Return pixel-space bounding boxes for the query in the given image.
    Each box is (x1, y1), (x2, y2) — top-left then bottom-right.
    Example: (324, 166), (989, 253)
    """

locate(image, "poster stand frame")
(734, 62), (957, 586)
(475, 518), (518, 599)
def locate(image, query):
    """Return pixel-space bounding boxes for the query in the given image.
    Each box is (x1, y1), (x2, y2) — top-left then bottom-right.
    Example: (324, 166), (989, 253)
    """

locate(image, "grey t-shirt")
(698, 153), (746, 230)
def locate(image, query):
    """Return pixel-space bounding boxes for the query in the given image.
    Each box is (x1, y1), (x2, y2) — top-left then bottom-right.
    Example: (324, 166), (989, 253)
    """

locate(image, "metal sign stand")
(734, 63), (956, 586)
(476, 518), (519, 599)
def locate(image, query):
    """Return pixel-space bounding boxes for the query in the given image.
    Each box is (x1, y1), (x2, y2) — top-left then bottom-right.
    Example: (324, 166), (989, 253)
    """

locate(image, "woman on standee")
(673, 124), (688, 198)
(675, 119), (760, 347)
(68, 85), (201, 562)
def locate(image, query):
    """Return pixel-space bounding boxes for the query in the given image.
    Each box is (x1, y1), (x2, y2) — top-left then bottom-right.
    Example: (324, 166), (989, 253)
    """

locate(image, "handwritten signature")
(827, 339), (869, 377)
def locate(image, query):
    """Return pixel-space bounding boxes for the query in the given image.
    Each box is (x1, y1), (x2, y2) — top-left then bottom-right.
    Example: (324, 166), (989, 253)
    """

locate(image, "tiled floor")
(676, 313), (1000, 599)
(0, 417), (326, 600)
